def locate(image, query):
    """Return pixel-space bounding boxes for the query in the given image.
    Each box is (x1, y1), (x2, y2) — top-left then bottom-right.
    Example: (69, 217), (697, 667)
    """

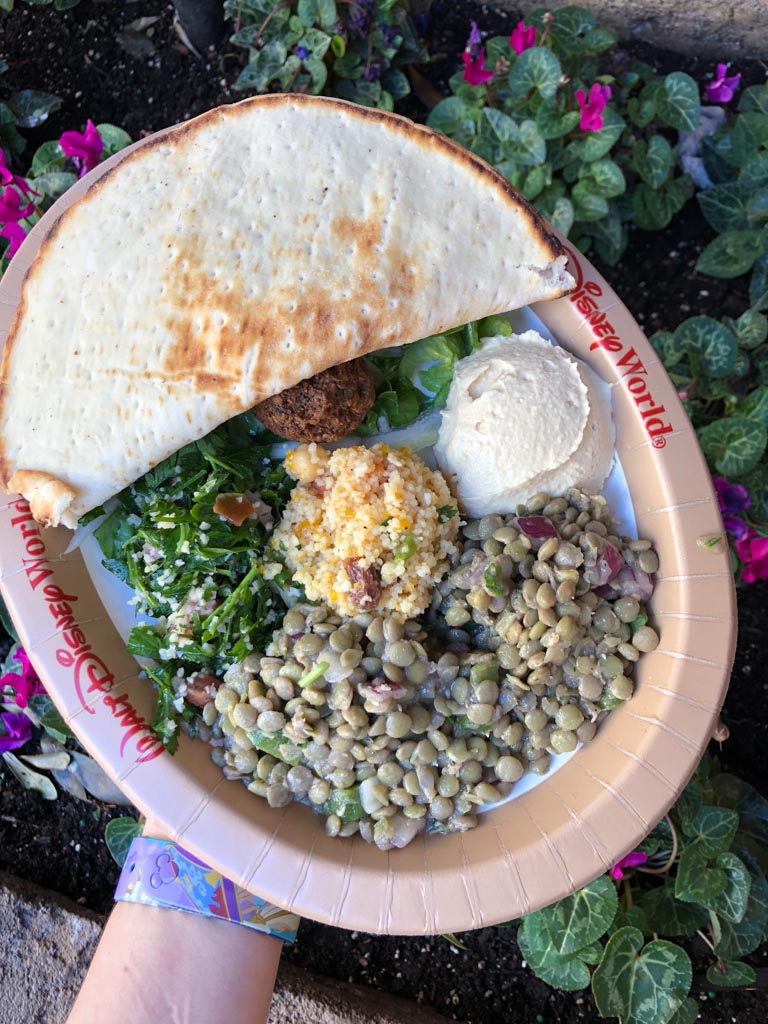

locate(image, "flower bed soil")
(1, 2), (767, 1021)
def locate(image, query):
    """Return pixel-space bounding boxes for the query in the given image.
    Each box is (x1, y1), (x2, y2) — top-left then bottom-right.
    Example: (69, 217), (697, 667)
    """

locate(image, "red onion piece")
(515, 516), (559, 548)
(612, 565), (654, 602)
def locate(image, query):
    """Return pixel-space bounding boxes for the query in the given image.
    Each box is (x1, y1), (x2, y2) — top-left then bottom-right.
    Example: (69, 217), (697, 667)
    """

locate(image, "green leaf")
(482, 107), (519, 145)
(686, 805), (739, 856)
(28, 171), (77, 202)
(536, 101), (580, 139)
(548, 6), (600, 55)
(588, 158), (626, 198)
(301, 27), (331, 59)
(674, 778), (704, 833)
(517, 915), (592, 991)
(633, 177), (693, 231)
(592, 927), (692, 1024)
(696, 228), (767, 278)
(95, 124), (133, 159)
(737, 386), (768, 425)
(427, 97), (472, 136)
(650, 330), (686, 369)
(304, 56), (327, 94)
(739, 83), (768, 114)
(382, 69), (410, 101)
(666, 998), (699, 1024)
(0, 0), (14, 11)
(633, 135), (673, 189)
(575, 107), (625, 161)
(732, 113), (768, 167)
(656, 72), (701, 131)
(698, 181), (753, 232)
(572, 179), (609, 222)
(714, 870), (768, 959)
(706, 959), (757, 988)
(747, 185), (768, 224)
(509, 120), (546, 166)
(739, 152), (768, 191)
(0, 103), (25, 154)
(728, 309), (768, 349)
(674, 316), (738, 378)
(675, 844), (727, 905)
(740, 463), (768, 521)
(508, 47), (562, 102)
(751, 253), (768, 310)
(709, 853), (752, 923)
(26, 694), (74, 744)
(536, 876), (618, 955)
(7, 89), (62, 129)
(639, 886), (709, 937)
(297, 0), (336, 29)
(547, 195), (574, 235)
(105, 816), (142, 867)
(698, 418), (767, 476)
(30, 139), (66, 176)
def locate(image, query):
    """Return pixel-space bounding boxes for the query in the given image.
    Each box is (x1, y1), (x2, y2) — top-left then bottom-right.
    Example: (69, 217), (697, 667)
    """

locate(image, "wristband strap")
(115, 837), (299, 943)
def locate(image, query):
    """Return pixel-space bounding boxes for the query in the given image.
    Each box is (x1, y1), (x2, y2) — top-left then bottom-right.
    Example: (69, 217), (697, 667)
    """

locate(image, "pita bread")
(0, 94), (573, 528)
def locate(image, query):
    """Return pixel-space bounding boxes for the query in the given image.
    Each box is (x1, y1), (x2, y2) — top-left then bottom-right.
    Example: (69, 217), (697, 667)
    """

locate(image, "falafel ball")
(255, 357), (376, 442)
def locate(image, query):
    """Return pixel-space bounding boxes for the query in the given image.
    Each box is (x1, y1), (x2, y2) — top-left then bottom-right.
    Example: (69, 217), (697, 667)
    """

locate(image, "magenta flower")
(735, 530), (768, 583)
(1, 647), (45, 709)
(705, 64), (741, 104)
(0, 222), (27, 259)
(576, 83), (612, 132)
(0, 150), (37, 200)
(0, 185), (35, 224)
(509, 20), (536, 56)
(466, 20), (483, 59)
(610, 851), (648, 881)
(59, 119), (103, 177)
(0, 711), (32, 754)
(461, 51), (493, 86)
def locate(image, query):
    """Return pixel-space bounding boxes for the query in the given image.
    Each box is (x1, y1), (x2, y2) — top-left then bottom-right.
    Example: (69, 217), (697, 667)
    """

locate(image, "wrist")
(115, 836), (299, 943)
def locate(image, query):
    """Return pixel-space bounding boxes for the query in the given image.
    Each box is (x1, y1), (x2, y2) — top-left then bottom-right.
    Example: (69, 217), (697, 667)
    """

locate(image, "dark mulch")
(1, 1), (766, 1021)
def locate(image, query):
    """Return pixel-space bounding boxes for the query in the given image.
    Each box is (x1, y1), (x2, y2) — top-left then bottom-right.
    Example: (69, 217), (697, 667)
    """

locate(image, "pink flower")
(576, 83), (612, 132)
(461, 50), (494, 86)
(59, 119), (103, 177)
(0, 150), (37, 199)
(509, 20), (536, 56)
(735, 531), (768, 583)
(0, 185), (35, 223)
(705, 64), (741, 104)
(0, 711), (31, 754)
(610, 851), (648, 881)
(0, 222), (27, 259)
(1, 647), (45, 709)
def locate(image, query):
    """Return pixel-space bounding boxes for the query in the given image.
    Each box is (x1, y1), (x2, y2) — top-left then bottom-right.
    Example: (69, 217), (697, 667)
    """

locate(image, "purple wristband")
(114, 837), (299, 942)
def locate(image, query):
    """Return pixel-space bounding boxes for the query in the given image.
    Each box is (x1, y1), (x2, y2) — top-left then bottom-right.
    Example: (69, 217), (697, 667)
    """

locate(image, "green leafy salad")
(92, 317), (509, 752)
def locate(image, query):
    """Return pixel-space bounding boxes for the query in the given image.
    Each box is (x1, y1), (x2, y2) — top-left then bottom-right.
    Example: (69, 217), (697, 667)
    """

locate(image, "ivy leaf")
(667, 998), (700, 1024)
(750, 253), (768, 310)
(675, 844), (727, 905)
(536, 876), (618, 955)
(706, 959), (757, 988)
(698, 418), (767, 476)
(588, 158), (626, 198)
(656, 72), (701, 131)
(726, 309), (768, 349)
(737, 386), (768, 425)
(536, 101), (580, 140)
(105, 816), (142, 867)
(7, 89), (62, 129)
(686, 805), (739, 856)
(695, 228), (767, 279)
(508, 47), (562, 102)
(714, 870), (768, 959)
(30, 139), (67, 176)
(517, 915), (593, 991)
(698, 181), (754, 232)
(592, 927), (692, 1024)
(709, 853), (752, 923)
(427, 97), (473, 136)
(633, 135), (673, 189)
(639, 886), (709, 937)
(575, 107), (625, 161)
(674, 316), (738, 378)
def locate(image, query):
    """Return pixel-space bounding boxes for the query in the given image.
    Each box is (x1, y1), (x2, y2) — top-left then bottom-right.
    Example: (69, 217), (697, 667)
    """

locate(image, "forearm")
(67, 899), (282, 1024)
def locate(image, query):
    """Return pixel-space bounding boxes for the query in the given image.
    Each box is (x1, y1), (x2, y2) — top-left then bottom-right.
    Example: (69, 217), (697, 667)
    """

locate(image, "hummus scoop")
(435, 330), (615, 517)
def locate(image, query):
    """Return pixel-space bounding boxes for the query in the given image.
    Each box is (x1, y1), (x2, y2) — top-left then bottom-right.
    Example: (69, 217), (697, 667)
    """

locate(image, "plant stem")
(638, 814), (679, 876)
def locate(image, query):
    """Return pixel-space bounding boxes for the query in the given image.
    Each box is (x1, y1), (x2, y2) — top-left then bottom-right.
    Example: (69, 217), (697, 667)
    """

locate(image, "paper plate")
(0, 119), (736, 936)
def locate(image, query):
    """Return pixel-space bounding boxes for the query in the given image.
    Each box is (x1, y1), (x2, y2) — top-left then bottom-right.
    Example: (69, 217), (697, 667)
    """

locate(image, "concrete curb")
(0, 871), (454, 1024)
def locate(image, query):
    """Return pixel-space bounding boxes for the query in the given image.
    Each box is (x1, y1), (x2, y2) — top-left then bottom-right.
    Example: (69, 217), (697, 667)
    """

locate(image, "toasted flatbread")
(0, 94), (573, 527)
